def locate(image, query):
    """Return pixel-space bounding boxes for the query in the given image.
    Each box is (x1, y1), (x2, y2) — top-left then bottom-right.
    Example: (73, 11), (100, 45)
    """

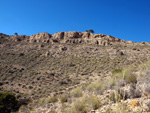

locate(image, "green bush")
(90, 95), (101, 110)
(112, 69), (122, 74)
(73, 87), (83, 97)
(0, 92), (18, 113)
(48, 97), (58, 103)
(73, 100), (87, 113)
(86, 82), (102, 91)
(124, 74), (137, 84)
(60, 95), (68, 103)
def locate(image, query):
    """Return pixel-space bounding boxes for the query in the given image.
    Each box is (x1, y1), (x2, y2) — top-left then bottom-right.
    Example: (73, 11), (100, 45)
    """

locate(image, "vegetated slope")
(0, 32), (150, 112)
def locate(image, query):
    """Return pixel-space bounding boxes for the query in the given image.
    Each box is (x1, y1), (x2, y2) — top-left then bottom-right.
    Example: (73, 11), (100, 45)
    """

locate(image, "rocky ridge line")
(2, 31), (147, 46)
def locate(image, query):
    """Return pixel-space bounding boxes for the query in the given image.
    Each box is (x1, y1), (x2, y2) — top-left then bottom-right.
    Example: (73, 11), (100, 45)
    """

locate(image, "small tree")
(89, 29), (94, 33)
(14, 32), (18, 36)
(85, 30), (89, 32)
(85, 29), (94, 33)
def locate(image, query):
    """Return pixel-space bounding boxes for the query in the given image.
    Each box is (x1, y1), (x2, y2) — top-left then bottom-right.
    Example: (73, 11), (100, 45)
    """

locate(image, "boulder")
(129, 100), (139, 107)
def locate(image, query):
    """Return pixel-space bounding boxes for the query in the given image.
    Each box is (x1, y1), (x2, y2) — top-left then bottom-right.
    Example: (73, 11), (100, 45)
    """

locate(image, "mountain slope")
(0, 32), (150, 112)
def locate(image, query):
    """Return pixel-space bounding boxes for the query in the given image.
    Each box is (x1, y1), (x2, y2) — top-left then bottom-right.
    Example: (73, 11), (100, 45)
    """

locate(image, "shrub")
(73, 100), (87, 113)
(73, 87), (83, 97)
(48, 97), (58, 103)
(0, 92), (19, 113)
(109, 91), (123, 103)
(86, 83), (97, 91)
(86, 80), (107, 92)
(132, 48), (137, 50)
(69, 63), (76, 67)
(28, 86), (33, 89)
(124, 74), (137, 84)
(90, 95), (101, 110)
(60, 95), (68, 103)
(112, 69), (122, 75)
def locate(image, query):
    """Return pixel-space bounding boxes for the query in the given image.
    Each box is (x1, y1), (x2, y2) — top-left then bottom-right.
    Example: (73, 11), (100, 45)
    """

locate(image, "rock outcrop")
(2, 31), (148, 46)
(29, 32), (52, 43)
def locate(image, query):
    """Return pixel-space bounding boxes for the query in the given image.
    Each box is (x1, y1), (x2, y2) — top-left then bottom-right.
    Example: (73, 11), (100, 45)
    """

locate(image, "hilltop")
(0, 32), (150, 112)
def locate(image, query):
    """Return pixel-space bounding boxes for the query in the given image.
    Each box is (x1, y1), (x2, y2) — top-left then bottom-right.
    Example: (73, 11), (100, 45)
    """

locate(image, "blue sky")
(0, 0), (150, 42)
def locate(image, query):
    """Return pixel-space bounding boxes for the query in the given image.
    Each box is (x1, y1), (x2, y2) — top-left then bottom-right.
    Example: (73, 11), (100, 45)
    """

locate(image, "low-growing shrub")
(90, 95), (101, 110)
(86, 79), (107, 93)
(69, 63), (76, 67)
(73, 100), (87, 113)
(125, 74), (137, 84)
(60, 95), (68, 103)
(86, 83), (97, 91)
(73, 87), (83, 97)
(48, 97), (58, 103)
(112, 69), (122, 75)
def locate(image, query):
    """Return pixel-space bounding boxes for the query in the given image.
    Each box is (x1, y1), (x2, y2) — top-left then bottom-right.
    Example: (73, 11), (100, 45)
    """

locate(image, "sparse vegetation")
(48, 97), (58, 103)
(109, 91), (123, 103)
(1, 32), (150, 112)
(85, 29), (94, 33)
(60, 95), (68, 103)
(72, 87), (83, 97)
(112, 68), (122, 75)
(89, 95), (101, 110)
(72, 99), (87, 113)
(124, 74), (137, 84)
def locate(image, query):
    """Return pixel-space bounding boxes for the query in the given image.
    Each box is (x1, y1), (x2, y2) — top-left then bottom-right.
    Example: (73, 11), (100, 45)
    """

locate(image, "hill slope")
(0, 32), (150, 112)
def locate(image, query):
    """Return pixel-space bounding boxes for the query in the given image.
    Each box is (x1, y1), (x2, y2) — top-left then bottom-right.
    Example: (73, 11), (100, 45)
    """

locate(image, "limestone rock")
(52, 32), (64, 39)
(30, 32), (52, 40)
(29, 32), (52, 43)
(81, 32), (90, 38)
(127, 41), (133, 44)
(63, 31), (81, 39)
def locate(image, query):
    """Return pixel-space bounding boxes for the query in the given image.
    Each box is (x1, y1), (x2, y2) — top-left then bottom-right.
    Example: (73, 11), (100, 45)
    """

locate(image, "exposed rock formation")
(1, 31), (149, 46)
(29, 32), (52, 43)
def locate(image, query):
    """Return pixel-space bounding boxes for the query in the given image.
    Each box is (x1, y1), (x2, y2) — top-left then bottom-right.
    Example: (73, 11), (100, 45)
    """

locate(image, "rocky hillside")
(0, 31), (150, 113)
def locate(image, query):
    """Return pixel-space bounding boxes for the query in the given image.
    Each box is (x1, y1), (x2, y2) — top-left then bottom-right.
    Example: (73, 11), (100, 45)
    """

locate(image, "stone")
(129, 100), (139, 107)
